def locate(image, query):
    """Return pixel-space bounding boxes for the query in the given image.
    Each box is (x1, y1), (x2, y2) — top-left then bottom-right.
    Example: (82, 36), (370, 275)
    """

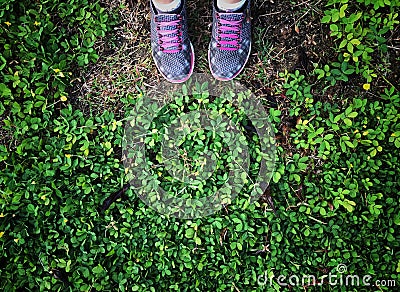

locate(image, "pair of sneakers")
(150, 0), (251, 83)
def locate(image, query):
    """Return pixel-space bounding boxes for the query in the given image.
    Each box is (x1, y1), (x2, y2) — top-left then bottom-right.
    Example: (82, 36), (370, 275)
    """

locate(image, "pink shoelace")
(156, 15), (183, 53)
(216, 13), (244, 51)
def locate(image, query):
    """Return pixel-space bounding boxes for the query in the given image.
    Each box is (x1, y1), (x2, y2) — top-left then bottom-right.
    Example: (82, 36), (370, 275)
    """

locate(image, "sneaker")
(208, 0), (252, 81)
(150, 0), (195, 83)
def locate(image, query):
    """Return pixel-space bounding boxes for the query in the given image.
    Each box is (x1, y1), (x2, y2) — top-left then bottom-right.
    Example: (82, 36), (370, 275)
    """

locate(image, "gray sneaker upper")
(150, 0), (194, 83)
(209, 0), (252, 80)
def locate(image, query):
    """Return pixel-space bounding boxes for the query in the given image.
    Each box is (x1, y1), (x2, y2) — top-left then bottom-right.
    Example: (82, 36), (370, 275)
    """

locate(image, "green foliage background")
(0, 0), (399, 291)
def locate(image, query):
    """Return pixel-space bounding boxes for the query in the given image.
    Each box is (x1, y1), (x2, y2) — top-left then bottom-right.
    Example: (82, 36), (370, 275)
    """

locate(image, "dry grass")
(0, 116), (14, 151)
(70, 0), (153, 117)
(69, 0), (335, 117)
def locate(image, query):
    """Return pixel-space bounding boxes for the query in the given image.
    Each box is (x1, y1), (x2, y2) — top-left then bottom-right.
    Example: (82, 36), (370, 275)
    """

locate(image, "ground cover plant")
(1, 0), (399, 291)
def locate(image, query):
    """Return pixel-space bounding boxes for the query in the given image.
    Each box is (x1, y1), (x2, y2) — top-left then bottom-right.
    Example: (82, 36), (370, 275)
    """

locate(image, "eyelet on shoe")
(217, 43), (221, 48)
(160, 47), (164, 51)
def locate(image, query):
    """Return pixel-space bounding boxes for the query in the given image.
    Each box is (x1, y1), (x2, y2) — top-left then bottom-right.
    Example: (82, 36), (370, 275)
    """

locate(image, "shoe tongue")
(219, 12), (243, 22)
(157, 13), (179, 22)
(157, 14), (181, 51)
(218, 13), (243, 49)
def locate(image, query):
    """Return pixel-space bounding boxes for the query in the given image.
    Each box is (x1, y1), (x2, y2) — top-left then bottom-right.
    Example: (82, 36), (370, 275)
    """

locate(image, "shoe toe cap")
(155, 46), (193, 83)
(210, 54), (245, 81)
